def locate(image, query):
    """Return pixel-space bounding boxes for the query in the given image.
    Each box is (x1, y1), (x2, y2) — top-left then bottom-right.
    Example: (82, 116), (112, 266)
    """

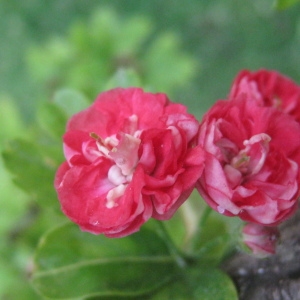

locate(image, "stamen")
(227, 133), (271, 179)
(89, 116), (142, 210)
(90, 132), (100, 140)
(231, 153), (250, 169)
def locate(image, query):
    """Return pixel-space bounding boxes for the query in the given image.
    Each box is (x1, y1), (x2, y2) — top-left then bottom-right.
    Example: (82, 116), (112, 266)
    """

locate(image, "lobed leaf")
(37, 102), (67, 140)
(151, 266), (238, 300)
(2, 139), (61, 209)
(104, 68), (143, 91)
(188, 267), (238, 300)
(143, 32), (198, 94)
(53, 89), (90, 117)
(31, 221), (177, 299)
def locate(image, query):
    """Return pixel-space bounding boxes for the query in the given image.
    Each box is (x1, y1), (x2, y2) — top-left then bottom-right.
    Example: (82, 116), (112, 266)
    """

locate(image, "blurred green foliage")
(2, 0), (300, 121)
(32, 220), (238, 299)
(26, 8), (197, 102)
(275, 0), (300, 9)
(1, 1), (300, 299)
(32, 221), (177, 299)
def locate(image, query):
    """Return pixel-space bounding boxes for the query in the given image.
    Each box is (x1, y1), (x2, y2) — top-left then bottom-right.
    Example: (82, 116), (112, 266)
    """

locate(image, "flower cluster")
(197, 82), (300, 226)
(196, 69), (300, 255)
(55, 70), (300, 254)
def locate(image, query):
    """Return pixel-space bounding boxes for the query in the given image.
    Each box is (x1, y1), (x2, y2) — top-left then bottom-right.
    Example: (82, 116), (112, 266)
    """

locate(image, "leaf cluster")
(26, 8), (198, 101)
(32, 220), (238, 299)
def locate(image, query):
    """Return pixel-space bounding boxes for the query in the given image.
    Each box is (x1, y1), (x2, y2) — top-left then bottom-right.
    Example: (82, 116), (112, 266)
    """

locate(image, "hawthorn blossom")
(229, 69), (300, 122)
(196, 95), (300, 226)
(55, 88), (205, 237)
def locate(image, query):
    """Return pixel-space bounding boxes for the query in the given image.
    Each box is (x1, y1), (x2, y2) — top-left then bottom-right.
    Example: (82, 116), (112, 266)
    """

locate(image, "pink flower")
(196, 96), (300, 226)
(242, 223), (279, 257)
(55, 88), (205, 237)
(229, 69), (300, 122)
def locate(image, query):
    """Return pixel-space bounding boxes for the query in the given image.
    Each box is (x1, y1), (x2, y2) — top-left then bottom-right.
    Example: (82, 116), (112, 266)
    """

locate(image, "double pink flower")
(55, 70), (300, 240)
(229, 69), (300, 122)
(55, 88), (204, 237)
(197, 93), (300, 225)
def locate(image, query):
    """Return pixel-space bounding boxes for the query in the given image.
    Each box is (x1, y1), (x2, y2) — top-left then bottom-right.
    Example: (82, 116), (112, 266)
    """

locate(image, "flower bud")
(242, 223), (279, 258)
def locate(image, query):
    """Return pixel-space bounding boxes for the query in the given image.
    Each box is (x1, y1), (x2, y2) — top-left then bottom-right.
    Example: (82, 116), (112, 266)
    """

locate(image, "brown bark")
(223, 206), (300, 300)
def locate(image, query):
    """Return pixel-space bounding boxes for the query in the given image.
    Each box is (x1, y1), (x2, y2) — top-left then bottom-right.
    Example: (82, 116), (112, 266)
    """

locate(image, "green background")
(1, 0), (300, 299)
(2, 0), (300, 121)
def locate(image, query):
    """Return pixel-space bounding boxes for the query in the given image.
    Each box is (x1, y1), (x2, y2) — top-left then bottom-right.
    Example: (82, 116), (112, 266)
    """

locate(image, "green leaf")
(274, 0), (300, 9)
(114, 16), (153, 56)
(191, 209), (241, 265)
(151, 267), (238, 300)
(31, 221), (177, 299)
(0, 96), (24, 143)
(144, 32), (198, 94)
(0, 241), (41, 300)
(53, 89), (90, 117)
(191, 268), (238, 300)
(37, 102), (67, 140)
(0, 155), (28, 236)
(2, 139), (60, 209)
(25, 7), (198, 100)
(104, 68), (143, 90)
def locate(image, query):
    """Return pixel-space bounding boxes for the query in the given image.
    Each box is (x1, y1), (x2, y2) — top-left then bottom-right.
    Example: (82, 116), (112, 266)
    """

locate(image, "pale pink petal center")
(224, 133), (271, 187)
(106, 184), (127, 208)
(109, 133), (141, 177)
(92, 115), (142, 209)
